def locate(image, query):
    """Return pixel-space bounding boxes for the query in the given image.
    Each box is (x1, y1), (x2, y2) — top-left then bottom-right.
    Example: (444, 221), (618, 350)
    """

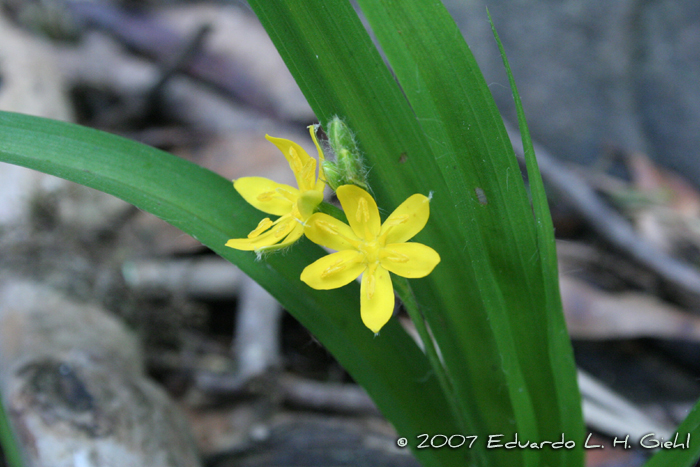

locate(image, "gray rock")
(0, 279), (202, 467)
(443, 0), (700, 185)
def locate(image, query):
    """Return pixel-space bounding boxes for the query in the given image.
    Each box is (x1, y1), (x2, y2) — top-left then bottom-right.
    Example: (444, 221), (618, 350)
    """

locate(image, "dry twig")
(64, 1), (279, 118)
(507, 124), (700, 303)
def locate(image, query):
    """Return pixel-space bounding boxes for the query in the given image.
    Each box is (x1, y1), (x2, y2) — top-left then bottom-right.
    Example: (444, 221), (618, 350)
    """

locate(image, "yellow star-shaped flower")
(226, 127), (325, 253)
(301, 185), (440, 333)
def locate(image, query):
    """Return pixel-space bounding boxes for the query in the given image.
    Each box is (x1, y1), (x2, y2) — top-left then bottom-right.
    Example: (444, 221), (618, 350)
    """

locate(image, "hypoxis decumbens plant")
(2, 1), (700, 467)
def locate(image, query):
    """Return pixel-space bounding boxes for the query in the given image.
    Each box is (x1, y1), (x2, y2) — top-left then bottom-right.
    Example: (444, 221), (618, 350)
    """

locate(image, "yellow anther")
(316, 219), (339, 234)
(248, 218), (273, 238)
(386, 215), (409, 226)
(288, 147), (303, 172)
(365, 272), (376, 299)
(385, 250), (410, 263)
(275, 187), (297, 202)
(274, 224), (289, 238)
(257, 191), (276, 202)
(321, 260), (347, 278)
(299, 159), (316, 185)
(356, 198), (370, 223)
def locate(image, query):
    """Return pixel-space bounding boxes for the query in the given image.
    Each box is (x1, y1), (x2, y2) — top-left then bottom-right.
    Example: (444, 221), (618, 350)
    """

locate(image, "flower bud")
(323, 117), (369, 191)
(320, 160), (343, 192)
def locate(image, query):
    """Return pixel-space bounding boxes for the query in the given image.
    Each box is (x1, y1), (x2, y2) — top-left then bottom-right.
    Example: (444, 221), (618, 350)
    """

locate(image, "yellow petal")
(336, 185), (381, 241)
(296, 189), (324, 221)
(380, 242), (441, 278)
(304, 213), (360, 251)
(234, 177), (297, 216)
(225, 216), (295, 251)
(301, 250), (365, 290)
(379, 194), (430, 244)
(360, 264), (395, 333)
(265, 135), (317, 191)
(256, 223), (304, 253)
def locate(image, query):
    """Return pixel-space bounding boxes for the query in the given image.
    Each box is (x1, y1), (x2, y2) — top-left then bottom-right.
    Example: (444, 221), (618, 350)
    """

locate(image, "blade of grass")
(0, 391), (24, 467)
(489, 10), (585, 465)
(642, 400), (700, 467)
(354, 1), (584, 465)
(0, 111), (465, 467)
(354, 2), (542, 464)
(248, 2), (538, 465)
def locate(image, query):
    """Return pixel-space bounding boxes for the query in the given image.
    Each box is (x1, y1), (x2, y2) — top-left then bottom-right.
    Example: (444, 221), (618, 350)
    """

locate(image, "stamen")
(385, 215), (409, 226)
(356, 198), (370, 223)
(315, 219), (361, 247)
(321, 259), (347, 278)
(274, 224), (289, 238)
(257, 191), (276, 202)
(366, 272), (376, 299)
(299, 159), (316, 188)
(248, 218), (273, 238)
(385, 250), (410, 263)
(275, 187), (297, 202)
(379, 215), (409, 243)
(316, 219), (339, 234)
(288, 147), (303, 173)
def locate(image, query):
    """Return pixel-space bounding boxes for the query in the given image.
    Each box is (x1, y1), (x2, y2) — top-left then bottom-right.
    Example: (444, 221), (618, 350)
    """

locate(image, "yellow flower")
(301, 185), (440, 333)
(226, 127), (325, 252)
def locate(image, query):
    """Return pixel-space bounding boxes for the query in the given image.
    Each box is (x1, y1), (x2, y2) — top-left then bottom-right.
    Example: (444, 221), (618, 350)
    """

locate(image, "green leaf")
(248, 1), (584, 466)
(352, 1), (542, 463)
(0, 390), (24, 467)
(489, 10), (585, 466)
(642, 399), (700, 467)
(249, 2), (512, 464)
(0, 111), (464, 467)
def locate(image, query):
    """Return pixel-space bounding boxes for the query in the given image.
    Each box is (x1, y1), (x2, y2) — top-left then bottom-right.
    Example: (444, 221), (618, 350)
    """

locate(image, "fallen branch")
(560, 276), (700, 340)
(122, 257), (242, 299)
(277, 373), (379, 416)
(65, 1), (279, 118)
(507, 124), (700, 303)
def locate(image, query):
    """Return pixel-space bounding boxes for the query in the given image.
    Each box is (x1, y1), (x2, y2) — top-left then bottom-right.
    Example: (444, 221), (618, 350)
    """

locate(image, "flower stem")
(392, 276), (470, 434)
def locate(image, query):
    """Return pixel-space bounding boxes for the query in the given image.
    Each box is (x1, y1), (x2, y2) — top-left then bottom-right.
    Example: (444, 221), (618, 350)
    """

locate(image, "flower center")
(359, 239), (381, 264)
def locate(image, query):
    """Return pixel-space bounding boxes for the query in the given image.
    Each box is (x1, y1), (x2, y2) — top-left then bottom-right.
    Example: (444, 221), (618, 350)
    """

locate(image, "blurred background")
(0, 1), (699, 466)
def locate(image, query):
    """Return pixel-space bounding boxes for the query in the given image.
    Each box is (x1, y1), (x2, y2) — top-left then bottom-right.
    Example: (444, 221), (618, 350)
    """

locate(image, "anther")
(274, 224), (289, 238)
(321, 260), (346, 278)
(288, 148), (303, 172)
(385, 250), (409, 263)
(257, 191), (276, 202)
(386, 215), (409, 226)
(248, 218), (273, 238)
(316, 220), (339, 234)
(356, 198), (370, 223)
(275, 187), (297, 202)
(366, 274), (376, 299)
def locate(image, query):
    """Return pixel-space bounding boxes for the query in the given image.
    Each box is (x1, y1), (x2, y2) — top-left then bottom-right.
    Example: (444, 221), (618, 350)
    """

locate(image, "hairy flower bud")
(321, 117), (369, 191)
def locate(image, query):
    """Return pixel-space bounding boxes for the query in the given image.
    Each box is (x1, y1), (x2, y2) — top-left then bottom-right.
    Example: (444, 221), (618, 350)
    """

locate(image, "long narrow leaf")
(354, 2), (544, 464)
(250, 2), (585, 467)
(0, 111), (464, 467)
(489, 10), (585, 466)
(248, 2), (533, 466)
(0, 391), (24, 467)
(643, 400), (700, 467)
